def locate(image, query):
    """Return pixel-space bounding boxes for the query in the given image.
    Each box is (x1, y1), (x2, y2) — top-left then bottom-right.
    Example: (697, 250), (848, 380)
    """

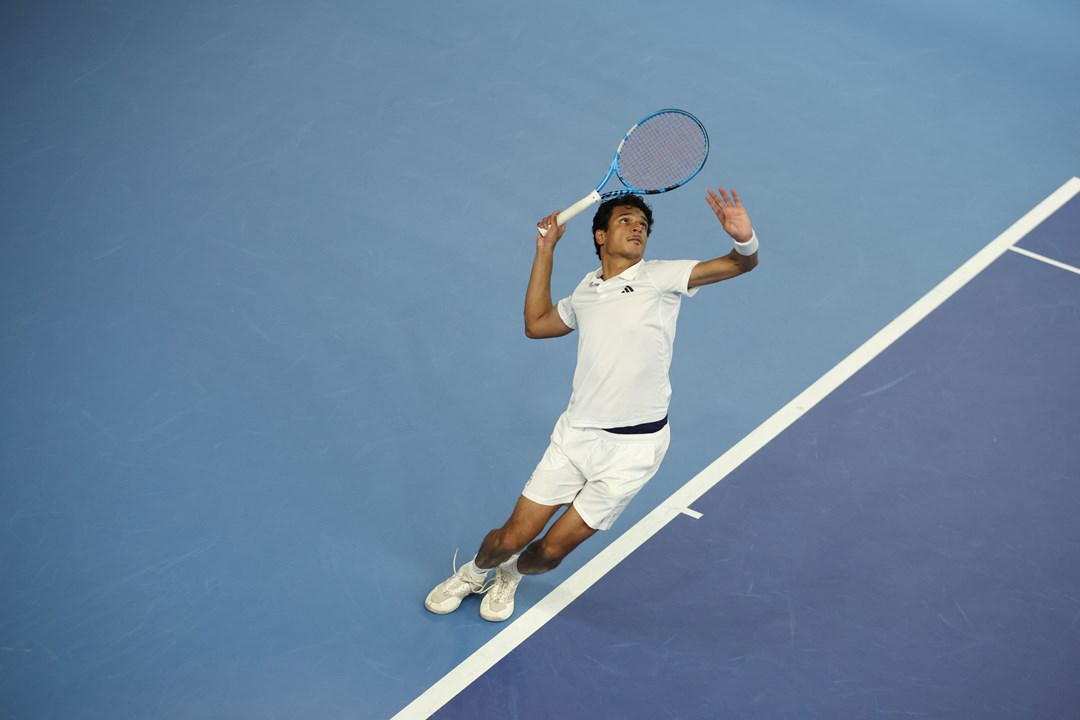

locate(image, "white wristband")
(734, 231), (758, 256)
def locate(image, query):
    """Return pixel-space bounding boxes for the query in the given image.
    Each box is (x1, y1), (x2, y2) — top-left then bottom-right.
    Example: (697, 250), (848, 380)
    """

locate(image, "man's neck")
(599, 255), (641, 280)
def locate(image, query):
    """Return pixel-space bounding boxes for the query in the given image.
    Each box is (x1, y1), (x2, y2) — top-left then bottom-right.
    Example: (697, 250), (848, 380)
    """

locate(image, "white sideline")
(392, 176), (1080, 720)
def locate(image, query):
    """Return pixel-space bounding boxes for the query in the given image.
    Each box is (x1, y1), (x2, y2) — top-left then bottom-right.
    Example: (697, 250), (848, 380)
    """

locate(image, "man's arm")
(524, 211), (574, 339)
(688, 187), (759, 289)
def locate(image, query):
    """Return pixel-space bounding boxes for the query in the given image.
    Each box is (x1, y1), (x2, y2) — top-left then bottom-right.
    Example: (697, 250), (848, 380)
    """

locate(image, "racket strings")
(616, 112), (708, 192)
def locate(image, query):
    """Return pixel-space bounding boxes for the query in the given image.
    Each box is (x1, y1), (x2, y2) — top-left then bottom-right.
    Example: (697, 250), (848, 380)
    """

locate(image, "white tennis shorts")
(522, 411), (671, 531)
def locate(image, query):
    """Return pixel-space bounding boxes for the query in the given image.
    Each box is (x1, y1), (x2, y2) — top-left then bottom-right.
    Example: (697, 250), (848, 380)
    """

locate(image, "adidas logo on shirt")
(621, 286), (635, 293)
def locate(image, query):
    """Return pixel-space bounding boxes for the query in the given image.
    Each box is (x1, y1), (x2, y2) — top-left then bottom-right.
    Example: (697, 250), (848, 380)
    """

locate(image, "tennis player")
(425, 187), (758, 622)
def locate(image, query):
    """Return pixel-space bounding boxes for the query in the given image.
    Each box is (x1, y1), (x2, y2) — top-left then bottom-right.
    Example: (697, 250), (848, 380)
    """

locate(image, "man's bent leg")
(427, 495), (563, 617)
(480, 504), (596, 622)
(518, 504), (597, 574)
(475, 494), (563, 570)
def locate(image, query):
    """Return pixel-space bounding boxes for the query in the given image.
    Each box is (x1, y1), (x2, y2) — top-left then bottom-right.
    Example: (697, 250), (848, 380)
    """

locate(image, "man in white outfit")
(426, 187), (759, 622)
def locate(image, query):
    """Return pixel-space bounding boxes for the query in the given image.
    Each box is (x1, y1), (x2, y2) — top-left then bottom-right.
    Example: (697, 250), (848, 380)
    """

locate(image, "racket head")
(612, 109), (709, 195)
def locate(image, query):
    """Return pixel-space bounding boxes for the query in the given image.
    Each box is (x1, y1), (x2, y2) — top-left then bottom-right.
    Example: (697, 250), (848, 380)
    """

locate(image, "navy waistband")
(603, 416), (668, 435)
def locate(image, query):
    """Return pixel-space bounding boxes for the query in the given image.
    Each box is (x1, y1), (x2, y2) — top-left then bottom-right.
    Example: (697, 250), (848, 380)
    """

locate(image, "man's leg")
(480, 503), (596, 622)
(425, 495), (562, 616)
(479, 425), (668, 620)
(475, 494), (563, 570)
(518, 503), (596, 574)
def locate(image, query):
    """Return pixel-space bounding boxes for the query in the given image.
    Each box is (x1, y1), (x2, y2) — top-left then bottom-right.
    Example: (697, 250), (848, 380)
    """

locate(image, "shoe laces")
(447, 548), (490, 593)
(486, 566), (519, 603)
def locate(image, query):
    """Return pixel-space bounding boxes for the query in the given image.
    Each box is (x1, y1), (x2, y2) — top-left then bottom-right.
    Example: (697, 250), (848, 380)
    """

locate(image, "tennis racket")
(538, 109), (709, 235)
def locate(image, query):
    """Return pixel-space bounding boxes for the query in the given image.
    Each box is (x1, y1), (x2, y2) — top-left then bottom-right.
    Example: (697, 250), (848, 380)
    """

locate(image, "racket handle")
(537, 190), (602, 236)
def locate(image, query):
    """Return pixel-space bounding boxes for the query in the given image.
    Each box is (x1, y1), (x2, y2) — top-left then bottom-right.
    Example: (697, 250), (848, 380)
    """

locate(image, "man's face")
(596, 205), (650, 262)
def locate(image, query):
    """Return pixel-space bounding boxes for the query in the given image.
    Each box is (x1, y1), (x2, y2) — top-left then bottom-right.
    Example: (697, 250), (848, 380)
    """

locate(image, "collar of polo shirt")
(589, 259), (645, 287)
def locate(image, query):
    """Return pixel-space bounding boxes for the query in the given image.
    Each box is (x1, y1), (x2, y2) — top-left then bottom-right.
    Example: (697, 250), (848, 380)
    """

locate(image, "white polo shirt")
(556, 258), (700, 429)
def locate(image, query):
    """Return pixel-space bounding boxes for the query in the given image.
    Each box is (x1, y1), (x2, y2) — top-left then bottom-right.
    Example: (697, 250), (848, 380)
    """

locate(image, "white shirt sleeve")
(556, 295), (577, 329)
(643, 259), (701, 297)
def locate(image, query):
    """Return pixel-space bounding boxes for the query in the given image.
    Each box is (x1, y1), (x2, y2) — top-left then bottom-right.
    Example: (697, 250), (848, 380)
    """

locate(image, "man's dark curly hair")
(591, 195), (654, 259)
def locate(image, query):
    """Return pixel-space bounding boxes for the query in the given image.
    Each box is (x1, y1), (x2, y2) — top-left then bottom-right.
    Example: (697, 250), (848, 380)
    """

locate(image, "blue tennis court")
(421, 185), (1080, 719)
(2, 1), (1078, 719)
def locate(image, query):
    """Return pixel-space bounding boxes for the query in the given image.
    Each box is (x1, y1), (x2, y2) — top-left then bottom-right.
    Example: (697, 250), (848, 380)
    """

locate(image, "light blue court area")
(1, 1), (1079, 719)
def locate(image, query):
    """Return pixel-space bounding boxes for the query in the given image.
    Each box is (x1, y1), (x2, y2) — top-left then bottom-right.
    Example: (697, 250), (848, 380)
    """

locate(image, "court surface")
(418, 182), (1080, 718)
(1, 1), (1078, 719)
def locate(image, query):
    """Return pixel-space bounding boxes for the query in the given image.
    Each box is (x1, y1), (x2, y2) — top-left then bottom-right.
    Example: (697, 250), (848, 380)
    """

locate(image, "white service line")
(1007, 245), (1080, 277)
(391, 176), (1080, 720)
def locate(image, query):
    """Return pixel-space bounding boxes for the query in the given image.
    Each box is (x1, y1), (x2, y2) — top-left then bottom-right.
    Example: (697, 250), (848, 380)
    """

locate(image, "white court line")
(391, 176), (1080, 720)
(1008, 245), (1080, 277)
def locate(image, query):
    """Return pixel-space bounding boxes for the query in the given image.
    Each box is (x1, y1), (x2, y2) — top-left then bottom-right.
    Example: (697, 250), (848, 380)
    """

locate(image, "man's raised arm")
(689, 187), (759, 289)
(524, 211), (574, 339)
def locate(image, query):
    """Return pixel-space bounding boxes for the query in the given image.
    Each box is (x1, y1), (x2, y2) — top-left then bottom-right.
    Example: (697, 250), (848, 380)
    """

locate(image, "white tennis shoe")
(424, 552), (489, 615)
(480, 557), (522, 622)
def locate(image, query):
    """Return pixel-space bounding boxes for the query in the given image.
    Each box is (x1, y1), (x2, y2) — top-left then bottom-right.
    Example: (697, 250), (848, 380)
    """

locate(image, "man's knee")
(477, 526), (530, 567)
(487, 498), (562, 554)
(520, 536), (570, 573)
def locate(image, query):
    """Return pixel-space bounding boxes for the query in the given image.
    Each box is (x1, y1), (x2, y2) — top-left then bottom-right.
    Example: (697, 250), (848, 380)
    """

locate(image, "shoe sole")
(479, 603), (513, 622)
(426, 584), (486, 614)
(425, 596), (465, 614)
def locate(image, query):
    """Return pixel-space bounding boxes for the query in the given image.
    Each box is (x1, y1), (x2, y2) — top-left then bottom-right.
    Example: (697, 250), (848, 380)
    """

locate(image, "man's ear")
(594, 229), (605, 248)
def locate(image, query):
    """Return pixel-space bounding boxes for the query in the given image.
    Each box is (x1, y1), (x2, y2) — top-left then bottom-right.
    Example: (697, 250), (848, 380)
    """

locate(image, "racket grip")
(537, 190), (602, 236)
